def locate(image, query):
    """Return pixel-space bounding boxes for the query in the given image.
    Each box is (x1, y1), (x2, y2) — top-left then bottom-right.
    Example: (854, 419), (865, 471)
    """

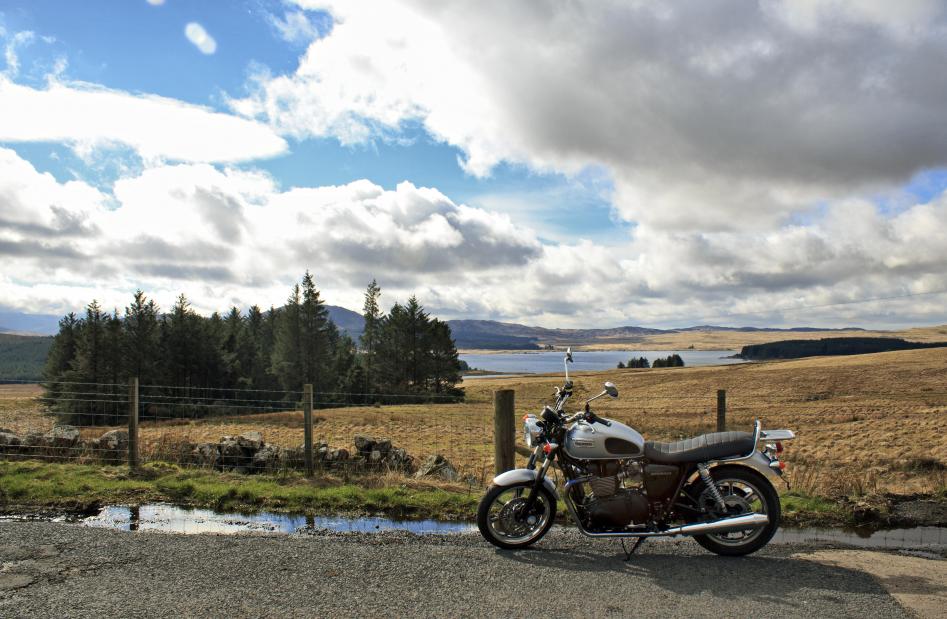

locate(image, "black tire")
(691, 466), (781, 557)
(477, 482), (557, 550)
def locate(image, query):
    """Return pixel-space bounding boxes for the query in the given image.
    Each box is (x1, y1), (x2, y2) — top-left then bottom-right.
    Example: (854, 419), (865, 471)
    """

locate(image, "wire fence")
(0, 379), (494, 488)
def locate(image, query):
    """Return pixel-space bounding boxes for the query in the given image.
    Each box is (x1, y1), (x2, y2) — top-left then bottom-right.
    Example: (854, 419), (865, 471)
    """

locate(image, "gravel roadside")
(0, 522), (923, 618)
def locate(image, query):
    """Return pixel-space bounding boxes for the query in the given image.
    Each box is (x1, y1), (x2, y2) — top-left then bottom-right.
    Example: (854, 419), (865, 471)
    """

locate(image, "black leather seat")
(644, 431), (754, 464)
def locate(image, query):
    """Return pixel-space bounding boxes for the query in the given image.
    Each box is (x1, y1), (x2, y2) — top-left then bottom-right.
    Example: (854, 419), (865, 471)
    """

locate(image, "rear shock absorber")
(698, 463), (726, 512)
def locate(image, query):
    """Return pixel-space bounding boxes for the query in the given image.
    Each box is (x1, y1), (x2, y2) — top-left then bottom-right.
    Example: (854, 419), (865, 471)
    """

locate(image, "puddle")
(80, 504), (475, 535)
(774, 526), (947, 549)
(3, 503), (945, 549)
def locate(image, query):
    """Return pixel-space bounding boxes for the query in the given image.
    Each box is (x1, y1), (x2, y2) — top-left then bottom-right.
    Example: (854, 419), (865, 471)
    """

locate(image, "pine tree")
(375, 302), (410, 393)
(240, 305), (269, 390)
(272, 284), (304, 392)
(222, 307), (244, 388)
(70, 300), (106, 424)
(360, 279), (382, 395)
(163, 294), (199, 394)
(101, 310), (125, 423)
(44, 312), (80, 393)
(404, 296), (431, 390)
(428, 319), (461, 394)
(123, 290), (160, 383)
(300, 271), (330, 391)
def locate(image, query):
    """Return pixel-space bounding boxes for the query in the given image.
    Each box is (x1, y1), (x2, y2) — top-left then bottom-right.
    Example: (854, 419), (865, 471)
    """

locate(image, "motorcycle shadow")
(494, 539), (890, 606)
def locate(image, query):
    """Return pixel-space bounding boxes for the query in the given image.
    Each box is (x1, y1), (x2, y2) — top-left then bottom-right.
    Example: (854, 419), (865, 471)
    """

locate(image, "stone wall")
(0, 426), (461, 481)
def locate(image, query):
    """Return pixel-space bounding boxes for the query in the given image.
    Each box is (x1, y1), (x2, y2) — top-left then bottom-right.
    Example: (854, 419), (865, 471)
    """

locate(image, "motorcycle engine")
(581, 461), (649, 529)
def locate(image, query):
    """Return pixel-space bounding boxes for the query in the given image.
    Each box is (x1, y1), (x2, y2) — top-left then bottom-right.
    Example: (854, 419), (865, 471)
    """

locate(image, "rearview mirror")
(604, 381), (618, 398)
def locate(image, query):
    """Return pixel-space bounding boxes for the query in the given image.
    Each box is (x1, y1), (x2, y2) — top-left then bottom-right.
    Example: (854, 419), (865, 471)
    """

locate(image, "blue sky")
(2, 1), (947, 329)
(2, 0), (618, 242)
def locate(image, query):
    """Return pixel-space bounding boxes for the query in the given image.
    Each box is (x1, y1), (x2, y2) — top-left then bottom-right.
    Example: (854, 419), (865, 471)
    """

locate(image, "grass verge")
(0, 459), (941, 528)
(0, 460), (478, 520)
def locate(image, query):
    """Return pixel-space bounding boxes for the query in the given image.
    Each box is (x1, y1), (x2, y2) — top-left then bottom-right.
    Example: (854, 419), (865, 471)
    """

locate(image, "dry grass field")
(2, 346), (946, 498)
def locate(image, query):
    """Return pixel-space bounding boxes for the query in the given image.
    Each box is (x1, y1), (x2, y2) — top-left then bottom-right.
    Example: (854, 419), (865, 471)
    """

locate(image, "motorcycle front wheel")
(477, 482), (556, 549)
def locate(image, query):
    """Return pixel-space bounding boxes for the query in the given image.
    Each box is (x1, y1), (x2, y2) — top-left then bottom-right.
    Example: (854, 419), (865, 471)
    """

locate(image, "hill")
(739, 337), (947, 360)
(326, 305), (364, 341)
(0, 311), (61, 336)
(0, 334), (53, 381)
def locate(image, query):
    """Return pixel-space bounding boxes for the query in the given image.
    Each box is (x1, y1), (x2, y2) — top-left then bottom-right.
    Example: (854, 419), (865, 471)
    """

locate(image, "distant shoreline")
(458, 347), (738, 355)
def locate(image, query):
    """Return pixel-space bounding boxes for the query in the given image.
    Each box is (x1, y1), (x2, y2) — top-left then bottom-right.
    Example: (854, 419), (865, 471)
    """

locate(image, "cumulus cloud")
(232, 0), (947, 232)
(185, 22), (217, 55)
(0, 148), (542, 317)
(2, 145), (947, 328)
(0, 77), (287, 163)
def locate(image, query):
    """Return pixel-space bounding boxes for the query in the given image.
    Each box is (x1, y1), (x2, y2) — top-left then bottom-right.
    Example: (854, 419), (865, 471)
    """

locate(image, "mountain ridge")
(0, 308), (882, 351)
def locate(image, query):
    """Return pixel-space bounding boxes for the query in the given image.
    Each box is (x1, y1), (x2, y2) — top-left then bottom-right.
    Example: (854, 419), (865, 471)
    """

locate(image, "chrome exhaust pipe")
(662, 512), (769, 537)
(564, 493), (771, 538)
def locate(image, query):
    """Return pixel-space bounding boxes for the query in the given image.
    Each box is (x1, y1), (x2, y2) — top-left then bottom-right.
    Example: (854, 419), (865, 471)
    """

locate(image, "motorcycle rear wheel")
(691, 466), (781, 557)
(477, 482), (557, 549)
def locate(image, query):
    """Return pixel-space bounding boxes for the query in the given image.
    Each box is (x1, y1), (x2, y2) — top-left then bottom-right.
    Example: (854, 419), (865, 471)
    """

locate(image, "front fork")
(523, 446), (554, 512)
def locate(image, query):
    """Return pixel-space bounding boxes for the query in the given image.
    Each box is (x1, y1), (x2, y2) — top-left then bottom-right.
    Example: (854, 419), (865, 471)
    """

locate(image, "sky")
(1, 0), (947, 329)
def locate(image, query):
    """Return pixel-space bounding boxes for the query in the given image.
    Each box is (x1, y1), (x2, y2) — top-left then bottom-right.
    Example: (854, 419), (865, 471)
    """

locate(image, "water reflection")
(63, 504), (947, 548)
(83, 504), (476, 535)
(773, 525), (947, 548)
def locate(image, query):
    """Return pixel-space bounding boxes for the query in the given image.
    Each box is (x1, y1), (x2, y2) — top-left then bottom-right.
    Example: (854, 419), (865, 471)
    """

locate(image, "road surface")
(0, 521), (942, 618)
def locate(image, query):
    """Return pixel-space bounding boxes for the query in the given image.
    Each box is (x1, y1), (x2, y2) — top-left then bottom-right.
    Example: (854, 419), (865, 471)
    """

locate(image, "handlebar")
(586, 410), (611, 427)
(561, 410), (611, 427)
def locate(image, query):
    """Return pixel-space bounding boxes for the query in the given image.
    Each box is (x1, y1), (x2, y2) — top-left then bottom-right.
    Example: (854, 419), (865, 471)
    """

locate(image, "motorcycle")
(477, 348), (795, 556)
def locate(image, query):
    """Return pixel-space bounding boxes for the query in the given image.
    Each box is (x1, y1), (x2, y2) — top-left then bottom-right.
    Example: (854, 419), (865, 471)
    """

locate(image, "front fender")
(492, 468), (559, 498)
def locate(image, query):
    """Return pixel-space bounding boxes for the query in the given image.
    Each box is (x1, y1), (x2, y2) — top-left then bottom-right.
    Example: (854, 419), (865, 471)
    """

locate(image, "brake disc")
(496, 497), (537, 536)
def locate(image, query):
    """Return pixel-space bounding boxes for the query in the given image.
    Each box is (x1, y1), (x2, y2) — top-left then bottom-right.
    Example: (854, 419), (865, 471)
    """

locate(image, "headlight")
(523, 415), (542, 448)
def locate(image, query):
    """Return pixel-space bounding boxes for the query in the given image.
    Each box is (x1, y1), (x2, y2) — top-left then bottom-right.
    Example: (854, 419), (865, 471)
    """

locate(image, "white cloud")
(146, 0), (165, 5)
(185, 22), (216, 55)
(3, 30), (34, 77)
(268, 10), (321, 45)
(1, 146), (947, 328)
(0, 148), (542, 318)
(0, 76), (287, 163)
(233, 0), (947, 233)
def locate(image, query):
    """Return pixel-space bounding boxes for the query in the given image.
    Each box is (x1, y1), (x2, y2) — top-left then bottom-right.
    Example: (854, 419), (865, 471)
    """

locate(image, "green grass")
(0, 460), (478, 520)
(780, 491), (848, 526)
(0, 460), (932, 528)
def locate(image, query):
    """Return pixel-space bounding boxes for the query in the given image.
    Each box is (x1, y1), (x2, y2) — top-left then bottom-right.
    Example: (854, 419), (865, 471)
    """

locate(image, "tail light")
(776, 441), (784, 454)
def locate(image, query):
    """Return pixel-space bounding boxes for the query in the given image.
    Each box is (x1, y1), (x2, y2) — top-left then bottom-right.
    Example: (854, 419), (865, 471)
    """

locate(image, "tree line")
(43, 273), (462, 425)
(617, 354), (685, 369)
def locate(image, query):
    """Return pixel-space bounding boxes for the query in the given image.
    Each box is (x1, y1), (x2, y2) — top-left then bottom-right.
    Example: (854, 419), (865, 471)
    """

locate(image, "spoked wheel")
(692, 466), (780, 556)
(477, 482), (556, 549)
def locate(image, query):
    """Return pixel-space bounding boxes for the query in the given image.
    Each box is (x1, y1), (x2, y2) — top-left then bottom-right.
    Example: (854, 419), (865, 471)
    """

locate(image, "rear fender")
(685, 451), (784, 486)
(725, 451), (784, 485)
(492, 468), (559, 498)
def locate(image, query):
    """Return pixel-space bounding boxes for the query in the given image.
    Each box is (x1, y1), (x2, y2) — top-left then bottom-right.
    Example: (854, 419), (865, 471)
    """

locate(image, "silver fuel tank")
(563, 419), (644, 460)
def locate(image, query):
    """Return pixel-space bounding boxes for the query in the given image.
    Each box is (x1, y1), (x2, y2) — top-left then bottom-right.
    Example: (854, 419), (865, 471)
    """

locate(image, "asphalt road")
(0, 521), (936, 618)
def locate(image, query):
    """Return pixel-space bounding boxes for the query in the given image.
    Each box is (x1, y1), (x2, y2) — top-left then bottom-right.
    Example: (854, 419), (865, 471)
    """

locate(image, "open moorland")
(3, 347), (947, 500)
(530, 323), (947, 352)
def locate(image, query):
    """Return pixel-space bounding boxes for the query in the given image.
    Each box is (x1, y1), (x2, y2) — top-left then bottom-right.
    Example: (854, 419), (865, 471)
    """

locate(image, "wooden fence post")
(494, 389), (515, 475)
(128, 377), (139, 469)
(303, 384), (314, 477)
(716, 389), (727, 432)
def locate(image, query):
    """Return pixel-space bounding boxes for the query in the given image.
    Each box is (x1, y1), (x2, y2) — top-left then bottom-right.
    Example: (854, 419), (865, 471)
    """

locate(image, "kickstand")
(620, 537), (647, 561)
